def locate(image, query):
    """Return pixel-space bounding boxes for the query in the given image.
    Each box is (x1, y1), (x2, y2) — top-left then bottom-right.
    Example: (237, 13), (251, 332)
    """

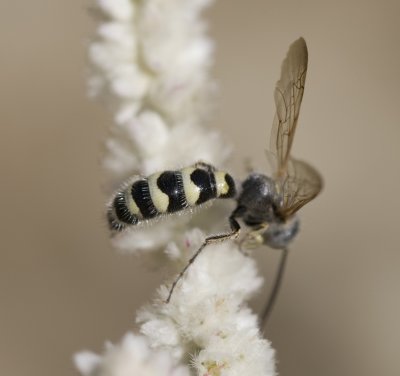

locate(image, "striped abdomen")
(107, 164), (236, 231)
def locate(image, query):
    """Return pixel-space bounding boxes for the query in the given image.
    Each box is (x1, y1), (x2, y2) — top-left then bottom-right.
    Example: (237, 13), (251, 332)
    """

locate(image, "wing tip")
(290, 37), (308, 59)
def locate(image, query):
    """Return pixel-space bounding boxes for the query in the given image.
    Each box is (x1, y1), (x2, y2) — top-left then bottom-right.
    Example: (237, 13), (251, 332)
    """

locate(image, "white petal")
(73, 351), (101, 375)
(97, 0), (134, 21)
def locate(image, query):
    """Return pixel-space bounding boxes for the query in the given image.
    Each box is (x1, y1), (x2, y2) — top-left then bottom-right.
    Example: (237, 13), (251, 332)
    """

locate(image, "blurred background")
(1, 1), (399, 375)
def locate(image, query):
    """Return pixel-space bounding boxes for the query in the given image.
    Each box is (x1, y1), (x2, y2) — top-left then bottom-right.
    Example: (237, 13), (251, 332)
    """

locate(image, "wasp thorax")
(236, 173), (280, 226)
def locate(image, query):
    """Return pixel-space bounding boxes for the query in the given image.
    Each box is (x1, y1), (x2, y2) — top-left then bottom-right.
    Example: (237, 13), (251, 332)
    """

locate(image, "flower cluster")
(74, 333), (190, 376)
(77, 0), (277, 375)
(75, 231), (275, 376)
(89, 0), (227, 182)
(137, 229), (275, 376)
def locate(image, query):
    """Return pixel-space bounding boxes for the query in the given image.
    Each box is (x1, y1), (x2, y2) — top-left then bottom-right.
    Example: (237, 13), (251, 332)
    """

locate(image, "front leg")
(165, 215), (241, 303)
(240, 223), (270, 251)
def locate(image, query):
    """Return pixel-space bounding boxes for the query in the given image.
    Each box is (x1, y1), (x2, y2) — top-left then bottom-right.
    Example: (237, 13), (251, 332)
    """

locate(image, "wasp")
(107, 38), (322, 324)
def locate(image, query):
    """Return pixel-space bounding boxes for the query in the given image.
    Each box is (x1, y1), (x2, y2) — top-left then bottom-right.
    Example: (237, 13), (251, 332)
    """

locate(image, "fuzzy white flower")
(84, 1), (277, 375)
(74, 332), (190, 376)
(89, 0), (223, 181)
(137, 229), (275, 376)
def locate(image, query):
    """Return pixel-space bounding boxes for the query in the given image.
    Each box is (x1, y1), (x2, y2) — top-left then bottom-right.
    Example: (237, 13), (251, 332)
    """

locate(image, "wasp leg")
(261, 247), (289, 328)
(239, 224), (269, 253)
(165, 216), (241, 303)
(237, 244), (251, 257)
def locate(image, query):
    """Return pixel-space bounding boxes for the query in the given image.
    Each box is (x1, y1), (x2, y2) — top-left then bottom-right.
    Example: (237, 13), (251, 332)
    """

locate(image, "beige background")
(1, 1), (399, 375)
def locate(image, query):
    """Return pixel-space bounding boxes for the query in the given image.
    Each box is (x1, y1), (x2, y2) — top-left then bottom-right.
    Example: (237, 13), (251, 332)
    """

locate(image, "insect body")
(107, 162), (236, 232)
(107, 38), (322, 324)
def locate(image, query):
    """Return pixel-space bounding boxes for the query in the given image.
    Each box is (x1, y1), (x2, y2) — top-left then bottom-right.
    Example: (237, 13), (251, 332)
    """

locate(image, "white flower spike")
(78, 1), (277, 375)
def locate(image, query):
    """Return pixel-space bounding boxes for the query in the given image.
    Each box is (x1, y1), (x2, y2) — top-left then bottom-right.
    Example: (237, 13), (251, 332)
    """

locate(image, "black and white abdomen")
(107, 163), (236, 231)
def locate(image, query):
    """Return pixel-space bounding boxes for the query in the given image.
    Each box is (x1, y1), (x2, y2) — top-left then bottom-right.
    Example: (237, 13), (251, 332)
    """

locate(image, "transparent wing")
(270, 37), (308, 177)
(278, 157), (323, 219)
